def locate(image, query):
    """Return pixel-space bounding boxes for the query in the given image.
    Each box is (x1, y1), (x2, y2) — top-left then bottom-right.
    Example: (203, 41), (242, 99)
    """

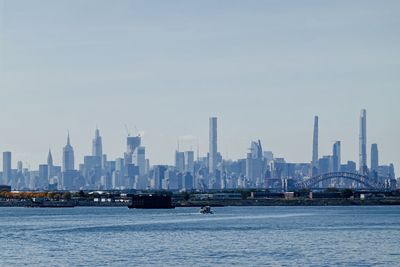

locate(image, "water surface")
(1, 206), (399, 266)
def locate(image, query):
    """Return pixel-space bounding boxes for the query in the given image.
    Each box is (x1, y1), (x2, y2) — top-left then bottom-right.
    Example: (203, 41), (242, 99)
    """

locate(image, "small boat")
(199, 206), (214, 214)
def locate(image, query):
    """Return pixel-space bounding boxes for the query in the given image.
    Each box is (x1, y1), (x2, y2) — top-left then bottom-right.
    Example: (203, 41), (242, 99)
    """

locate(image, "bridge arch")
(295, 172), (385, 190)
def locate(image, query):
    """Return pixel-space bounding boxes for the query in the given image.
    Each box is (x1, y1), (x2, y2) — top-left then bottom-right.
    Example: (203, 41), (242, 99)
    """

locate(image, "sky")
(0, 0), (399, 175)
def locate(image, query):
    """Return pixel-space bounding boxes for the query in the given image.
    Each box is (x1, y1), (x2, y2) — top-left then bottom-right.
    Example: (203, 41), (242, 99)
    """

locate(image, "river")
(1, 206), (399, 266)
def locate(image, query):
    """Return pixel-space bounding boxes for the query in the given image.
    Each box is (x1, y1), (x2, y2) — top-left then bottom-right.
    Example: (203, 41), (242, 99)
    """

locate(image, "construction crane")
(124, 124), (131, 137)
(134, 125), (141, 137)
(125, 124), (141, 137)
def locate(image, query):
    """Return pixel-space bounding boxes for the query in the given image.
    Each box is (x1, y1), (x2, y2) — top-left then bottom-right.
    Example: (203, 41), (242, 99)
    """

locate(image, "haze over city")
(2, 2), (400, 267)
(1, 0), (399, 173)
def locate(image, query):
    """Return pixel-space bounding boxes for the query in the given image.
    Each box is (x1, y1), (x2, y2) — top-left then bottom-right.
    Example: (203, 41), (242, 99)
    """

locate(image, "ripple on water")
(0, 206), (399, 266)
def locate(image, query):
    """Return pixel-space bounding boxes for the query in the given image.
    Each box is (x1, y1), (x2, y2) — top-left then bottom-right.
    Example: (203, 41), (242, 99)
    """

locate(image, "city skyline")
(1, 2), (399, 267)
(0, 111), (397, 176)
(0, 109), (398, 176)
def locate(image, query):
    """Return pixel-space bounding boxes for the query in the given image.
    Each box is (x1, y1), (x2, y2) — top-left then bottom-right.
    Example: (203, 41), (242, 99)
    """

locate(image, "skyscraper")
(371, 143), (379, 175)
(38, 164), (49, 188)
(174, 151), (185, 173)
(92, 128), (103, 158)
(311, 116), (319, 175)
(184, 151), (194, 174)
(246, 140), (263, 186)
(133, 146), (146, 175)
(47, 149), (54, 179)
(152, 165), (167, 190)
(359, 109), (367, 175)
(114, 158), (125, 188)
(2, 151), (12, 185)
(209, 117), (218, 174)
(127, 136), (141, 154)
(125, 135), (141, 165)
(332, 141), (341, 172)
(62, 133), (75, 172)
(17, 161), (23, 173)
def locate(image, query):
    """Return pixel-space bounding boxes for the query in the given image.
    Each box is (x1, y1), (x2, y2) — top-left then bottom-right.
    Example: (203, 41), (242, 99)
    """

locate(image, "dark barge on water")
(128, 194), (175, 209)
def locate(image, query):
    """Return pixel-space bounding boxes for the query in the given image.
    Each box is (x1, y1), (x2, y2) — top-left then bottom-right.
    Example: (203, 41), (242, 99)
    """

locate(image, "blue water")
(0, 206), (399, 266)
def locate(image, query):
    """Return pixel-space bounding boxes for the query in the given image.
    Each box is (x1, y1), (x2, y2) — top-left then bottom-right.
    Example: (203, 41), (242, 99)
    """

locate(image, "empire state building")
(62, 133), (75, 172)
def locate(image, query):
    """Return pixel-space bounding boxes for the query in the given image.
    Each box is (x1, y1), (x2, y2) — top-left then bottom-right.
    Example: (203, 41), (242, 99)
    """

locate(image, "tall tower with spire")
(92, 128), (103, 158)
(62, 132), (75, 172)
(311, 116), (319, 176)
(47, 149), (54, 179)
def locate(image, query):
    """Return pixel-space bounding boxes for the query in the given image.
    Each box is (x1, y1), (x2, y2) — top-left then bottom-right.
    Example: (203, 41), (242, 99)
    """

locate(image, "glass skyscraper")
(359, 109), (367, 175)
(209, 117), (218, 174)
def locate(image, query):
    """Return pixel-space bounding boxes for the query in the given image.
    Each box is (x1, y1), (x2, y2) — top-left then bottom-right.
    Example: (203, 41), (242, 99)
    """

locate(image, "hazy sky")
(0, 0), (399, 174)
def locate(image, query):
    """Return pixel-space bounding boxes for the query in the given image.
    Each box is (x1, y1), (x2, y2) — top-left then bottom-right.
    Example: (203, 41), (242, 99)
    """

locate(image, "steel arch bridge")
(294, 172), (386, 191)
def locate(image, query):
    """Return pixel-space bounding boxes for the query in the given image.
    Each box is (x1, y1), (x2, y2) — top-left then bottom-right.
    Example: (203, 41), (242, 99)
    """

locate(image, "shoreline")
(175, 198), (400, 207)
(2, 198), (400, 207)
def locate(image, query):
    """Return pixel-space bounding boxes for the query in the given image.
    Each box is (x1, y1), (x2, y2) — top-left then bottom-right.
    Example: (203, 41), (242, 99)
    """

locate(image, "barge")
(128, 194), (175, 209)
